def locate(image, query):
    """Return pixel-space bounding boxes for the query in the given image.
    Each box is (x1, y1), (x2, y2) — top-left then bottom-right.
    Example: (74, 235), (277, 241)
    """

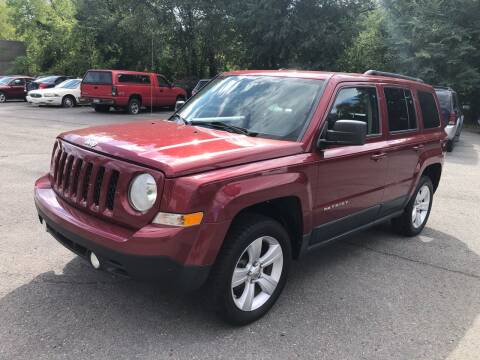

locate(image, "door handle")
(159, 89), (163, 92)
(93, 86), (98, 89)
(371, 152), (387, 161)
(413, 144), (424, 152)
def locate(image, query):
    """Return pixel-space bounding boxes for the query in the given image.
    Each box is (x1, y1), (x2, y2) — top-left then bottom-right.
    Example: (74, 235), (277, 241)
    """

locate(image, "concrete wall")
(0, 40), (26, 74)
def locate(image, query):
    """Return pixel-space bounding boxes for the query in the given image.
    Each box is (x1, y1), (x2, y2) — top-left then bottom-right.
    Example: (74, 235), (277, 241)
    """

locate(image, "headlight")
(128, 173), (157, 212)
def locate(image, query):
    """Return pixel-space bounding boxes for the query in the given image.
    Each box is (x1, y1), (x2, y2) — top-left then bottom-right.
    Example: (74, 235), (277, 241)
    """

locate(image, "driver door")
(10, 78), (26, 99)
(310, 84), (388, 244)
(155, 75), (175, 106)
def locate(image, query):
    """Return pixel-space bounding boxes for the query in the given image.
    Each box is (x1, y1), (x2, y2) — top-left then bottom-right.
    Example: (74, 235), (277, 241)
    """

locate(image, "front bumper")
(34, 176), (228, 291)
(26, 96), (61, 106)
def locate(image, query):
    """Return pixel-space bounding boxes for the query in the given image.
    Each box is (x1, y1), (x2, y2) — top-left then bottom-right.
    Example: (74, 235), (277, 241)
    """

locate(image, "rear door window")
(418, 91), (440, 129)
(83, 71), (113, 85)
(117, 74), (151, 84)
(384, 87), (417, 132)
(327, 87), (380, 136)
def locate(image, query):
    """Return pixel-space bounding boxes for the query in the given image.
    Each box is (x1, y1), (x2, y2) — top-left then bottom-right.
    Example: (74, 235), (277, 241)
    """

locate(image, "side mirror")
(318, 120), (367, 148)
(175, 100), (185, 112)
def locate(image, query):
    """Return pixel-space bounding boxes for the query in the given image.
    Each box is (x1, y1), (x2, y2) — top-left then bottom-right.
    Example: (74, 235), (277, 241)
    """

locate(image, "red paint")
(80, 69), (187, 108)
(35, 70), (446, 274)
(0, 76), (34, 100)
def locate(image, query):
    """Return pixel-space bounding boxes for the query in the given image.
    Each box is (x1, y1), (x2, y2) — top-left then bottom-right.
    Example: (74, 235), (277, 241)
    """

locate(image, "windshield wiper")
(189, 120), (256, 136)
(169, 113), (188, 124)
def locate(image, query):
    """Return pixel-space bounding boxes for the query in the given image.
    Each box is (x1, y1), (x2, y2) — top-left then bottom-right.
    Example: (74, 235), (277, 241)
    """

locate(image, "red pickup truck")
(80, 70), (187, 114)
(35, 69), (446, 324)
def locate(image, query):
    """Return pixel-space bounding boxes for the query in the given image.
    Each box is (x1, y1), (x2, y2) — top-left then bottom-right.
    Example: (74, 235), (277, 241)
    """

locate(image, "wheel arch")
(232, 196), (305, 259)
(421, 163), (442, 193)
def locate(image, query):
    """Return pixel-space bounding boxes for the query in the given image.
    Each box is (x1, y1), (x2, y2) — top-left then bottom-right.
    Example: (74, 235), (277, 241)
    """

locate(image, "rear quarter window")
(117, 74), (151, 85)
(83, 71), (113, 85)
(418, 91), (440, 129)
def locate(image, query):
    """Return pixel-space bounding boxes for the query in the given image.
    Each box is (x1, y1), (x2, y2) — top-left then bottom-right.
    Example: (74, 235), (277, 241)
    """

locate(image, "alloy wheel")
(231, 236), (283, 312)
(412, 185), (431, 229)
(0, 93), (6, 103)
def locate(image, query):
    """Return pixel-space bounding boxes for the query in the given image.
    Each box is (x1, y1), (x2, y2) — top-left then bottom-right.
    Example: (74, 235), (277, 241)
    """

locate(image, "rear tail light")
(448, 112), (457, 125)
(112, 86), (117, 96)
(39, 83), (48, 89)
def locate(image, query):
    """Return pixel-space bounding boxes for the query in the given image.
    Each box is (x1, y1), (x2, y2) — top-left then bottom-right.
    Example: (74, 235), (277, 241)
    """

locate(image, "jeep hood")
(60, 119), (303, 177)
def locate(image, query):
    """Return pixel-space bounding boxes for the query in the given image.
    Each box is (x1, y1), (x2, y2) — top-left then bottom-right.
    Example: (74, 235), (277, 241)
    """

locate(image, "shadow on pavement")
(1, 226), (479, 359)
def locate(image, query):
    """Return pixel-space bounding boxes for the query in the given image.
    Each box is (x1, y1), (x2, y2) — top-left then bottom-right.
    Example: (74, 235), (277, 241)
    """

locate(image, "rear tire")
(127, 97), (141, 115)
(392, 176), (433, 236)
(446, 139), (454, 152)
(209, 213), (291, 325)
(94, 105), (109, 113)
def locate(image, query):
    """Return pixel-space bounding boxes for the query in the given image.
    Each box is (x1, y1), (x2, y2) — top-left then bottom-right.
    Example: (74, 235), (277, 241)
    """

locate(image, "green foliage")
(3, 0), (480, 119)
(0, 0), (17, 40)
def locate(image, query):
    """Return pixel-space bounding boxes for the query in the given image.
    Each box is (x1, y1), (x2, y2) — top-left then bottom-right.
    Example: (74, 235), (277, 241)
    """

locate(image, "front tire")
(0, 92), (6, 103)
(62, 95), (76, 108)
(392, 176), (433, 236)
(210, 214), (291, 325)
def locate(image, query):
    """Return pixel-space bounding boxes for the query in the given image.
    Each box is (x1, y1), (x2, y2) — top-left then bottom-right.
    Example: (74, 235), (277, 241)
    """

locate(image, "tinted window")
(178, 75), (324, 141)
(157, 76), (169, 87)
(418, 91), (440, 129)
(385, 88), (417, 132)
(327, 87), (380, 135)
(10, 78), (25, 86)
(83, 71), (112, 85)
(435, 91), (451, 110)
(117, 74), (151, 84)
(453, 93), (459, 111)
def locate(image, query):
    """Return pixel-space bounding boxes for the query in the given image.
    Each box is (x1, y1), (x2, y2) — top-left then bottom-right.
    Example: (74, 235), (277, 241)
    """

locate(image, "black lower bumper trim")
(37, 207), (210, 292)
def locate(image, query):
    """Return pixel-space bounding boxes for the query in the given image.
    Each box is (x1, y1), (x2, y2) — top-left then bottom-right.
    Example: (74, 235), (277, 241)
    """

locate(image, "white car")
(26, 78), (82, 107)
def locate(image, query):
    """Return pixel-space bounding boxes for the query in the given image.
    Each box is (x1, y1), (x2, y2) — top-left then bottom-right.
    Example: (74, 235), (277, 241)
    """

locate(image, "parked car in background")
(27, 75), (73, 92)
(26, 78), (82, 108)
(80, 69), (187, 114)
(434, 87), (463, 152)
(191, 79), (210, 97)
(35, 69), (445, 324)
(0, 76), (34, 103)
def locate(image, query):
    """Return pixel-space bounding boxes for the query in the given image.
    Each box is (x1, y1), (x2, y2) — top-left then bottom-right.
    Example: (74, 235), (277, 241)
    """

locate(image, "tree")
(0, 0), (17, 40)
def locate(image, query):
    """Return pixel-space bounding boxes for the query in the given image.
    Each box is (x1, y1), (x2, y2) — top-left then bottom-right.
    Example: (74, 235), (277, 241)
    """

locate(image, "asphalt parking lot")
(0, 102), (479, 360)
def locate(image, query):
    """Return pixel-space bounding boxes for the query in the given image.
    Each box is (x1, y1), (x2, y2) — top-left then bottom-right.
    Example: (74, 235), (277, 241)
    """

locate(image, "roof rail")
(364, 70), (424, 83)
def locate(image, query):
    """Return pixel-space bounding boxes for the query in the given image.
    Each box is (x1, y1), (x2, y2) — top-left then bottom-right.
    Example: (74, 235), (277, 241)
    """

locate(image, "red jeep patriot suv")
(81, 70), (187, 114)
(35, 70), (446, 324)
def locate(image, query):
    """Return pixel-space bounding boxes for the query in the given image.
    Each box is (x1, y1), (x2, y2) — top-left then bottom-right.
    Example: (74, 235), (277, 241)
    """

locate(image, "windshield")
(56, 79), (80, 89)
(36, 76), (59, 84)
(0, 77), (12, 85)
(177, 75), (324, 141)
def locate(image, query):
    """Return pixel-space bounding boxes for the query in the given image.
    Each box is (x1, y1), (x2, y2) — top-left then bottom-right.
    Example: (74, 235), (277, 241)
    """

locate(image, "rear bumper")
(82, 97), (127, 107)
(444, 124), (458, 140)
